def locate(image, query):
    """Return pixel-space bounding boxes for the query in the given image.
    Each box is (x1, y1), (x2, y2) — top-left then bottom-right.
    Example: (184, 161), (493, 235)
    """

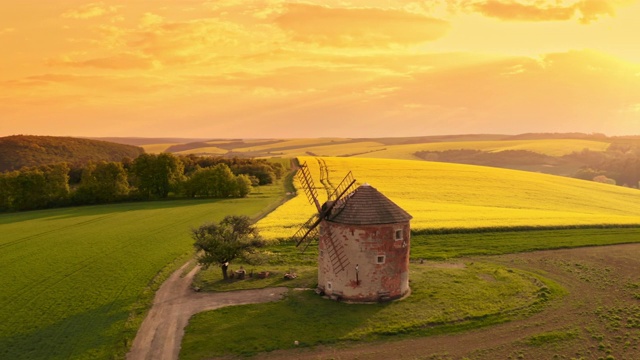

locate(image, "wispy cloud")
(0, 28), (15, 36)
(62, 2), (120, 20)
(48, 53), (159, 70)
(467, 0), (617, 24)
(274, 3), (450, 47)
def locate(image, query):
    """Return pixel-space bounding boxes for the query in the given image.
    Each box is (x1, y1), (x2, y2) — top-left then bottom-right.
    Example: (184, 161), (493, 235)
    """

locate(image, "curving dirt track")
(126, 262), (287, 360)
(248, 243), (640, 360)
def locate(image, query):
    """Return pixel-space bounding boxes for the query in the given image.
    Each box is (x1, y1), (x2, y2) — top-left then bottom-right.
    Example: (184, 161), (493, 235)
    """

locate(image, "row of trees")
(0, 153), (287, 212)
(566, 145), (640, 187)
(415, 145), (640, 189)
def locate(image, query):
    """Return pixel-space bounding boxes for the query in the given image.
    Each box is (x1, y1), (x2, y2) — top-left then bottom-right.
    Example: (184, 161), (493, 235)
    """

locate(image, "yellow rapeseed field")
(273, 141), (385, 157)
(257, 156), (640, 240)
(231, 138), (349, 153)
(174, 146), (228, 155)
(140, 143), (176, 153)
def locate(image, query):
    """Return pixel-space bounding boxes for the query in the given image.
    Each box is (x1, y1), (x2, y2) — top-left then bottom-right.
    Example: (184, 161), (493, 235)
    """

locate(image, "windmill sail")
(292, 213), (320, 249)
(325, 171), (357, 220)
(323, 226), (350, 275)
(292, 160), (358, 255)
(297, 161), (321, 212)
(328, 171), (356, 202)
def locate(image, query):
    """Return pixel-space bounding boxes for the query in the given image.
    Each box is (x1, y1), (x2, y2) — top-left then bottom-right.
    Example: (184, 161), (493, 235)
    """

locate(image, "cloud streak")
(468, 0), (617, 23)
(275, 3), (449, 47)
(3, 0), (640, 137)
(62, 2), (120, 20)
(48, 53), (158, 70)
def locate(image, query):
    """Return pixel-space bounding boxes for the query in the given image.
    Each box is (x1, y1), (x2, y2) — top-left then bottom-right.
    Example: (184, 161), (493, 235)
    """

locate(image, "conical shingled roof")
(328, 184), (412, 225)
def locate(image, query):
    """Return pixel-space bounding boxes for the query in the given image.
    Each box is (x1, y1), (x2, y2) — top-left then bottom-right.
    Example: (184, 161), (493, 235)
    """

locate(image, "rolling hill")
(123, 133), (639, 188)
(0, 135), (144, 172)
(257, 156), (640, 239)
(131, 134), (613, 157)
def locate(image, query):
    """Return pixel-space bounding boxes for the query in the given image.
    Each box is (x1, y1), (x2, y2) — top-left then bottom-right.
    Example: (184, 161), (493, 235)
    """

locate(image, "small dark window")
(376, 255), (385, 264)
(327, 282), (332, 290)
(395, 229), (403, 240)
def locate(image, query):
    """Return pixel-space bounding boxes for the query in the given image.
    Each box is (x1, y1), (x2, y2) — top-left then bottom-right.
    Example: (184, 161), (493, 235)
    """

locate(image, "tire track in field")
(0, 213), (119, 251)
(0, 209), (181, 345)
(1, 207), (179, 315)
(0, 213), (129, 315)
(316, 158), (335, 199)
(47, 209), (196, 356)
(0, 222), (148, 345)
(62, 209), (217, 358)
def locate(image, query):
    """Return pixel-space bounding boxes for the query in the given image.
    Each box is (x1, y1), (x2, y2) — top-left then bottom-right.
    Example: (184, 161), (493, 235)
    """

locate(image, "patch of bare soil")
(247, 243), (640, 360)
(126, 262), (287, 360)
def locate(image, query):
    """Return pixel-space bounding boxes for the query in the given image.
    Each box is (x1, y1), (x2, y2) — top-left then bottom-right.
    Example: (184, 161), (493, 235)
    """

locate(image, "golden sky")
(2, 0), (640, 138)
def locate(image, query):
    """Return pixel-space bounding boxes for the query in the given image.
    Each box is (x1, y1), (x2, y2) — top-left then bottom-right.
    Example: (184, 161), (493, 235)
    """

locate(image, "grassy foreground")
(0, 183), (285, 360)
(181, 261), (557, 359)
(181, 226), (640, 359)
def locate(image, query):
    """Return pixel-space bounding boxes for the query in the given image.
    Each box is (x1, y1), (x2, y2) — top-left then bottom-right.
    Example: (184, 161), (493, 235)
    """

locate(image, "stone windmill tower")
(292, 161), (412, 302)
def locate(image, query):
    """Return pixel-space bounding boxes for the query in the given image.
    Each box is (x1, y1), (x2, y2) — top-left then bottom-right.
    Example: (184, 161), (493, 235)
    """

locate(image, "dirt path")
(126, 262), (287, 360)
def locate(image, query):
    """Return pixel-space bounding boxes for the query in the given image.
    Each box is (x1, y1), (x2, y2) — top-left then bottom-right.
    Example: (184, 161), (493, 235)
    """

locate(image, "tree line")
(0, 154), (287, 212)
(569, 144), (640, 187)
(415, 143), (640, 189)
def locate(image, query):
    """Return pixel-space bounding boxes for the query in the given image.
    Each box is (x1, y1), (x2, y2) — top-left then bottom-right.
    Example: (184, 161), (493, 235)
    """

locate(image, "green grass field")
(0, 184), (285, 360)
(5, 151), (640, 359)
(257, 156), (640, 239)
(181, 225), (640, 359)
(181, 260), (553, 359)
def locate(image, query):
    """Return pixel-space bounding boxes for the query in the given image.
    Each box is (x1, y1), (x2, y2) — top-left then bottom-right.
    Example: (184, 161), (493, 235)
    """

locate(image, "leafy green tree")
(232, 163), (276, 185)
(10, 168), (47, 210)
(75, 161), (129, 204)
(183, 163), (252, 198)
(131, 153), (184, 199)
(5, 164), (70, 210)
(42, 163), (70, 207)
(233, 174), (252, 197)
(192, 215), (265, 280)
(0, 171), (17, 211)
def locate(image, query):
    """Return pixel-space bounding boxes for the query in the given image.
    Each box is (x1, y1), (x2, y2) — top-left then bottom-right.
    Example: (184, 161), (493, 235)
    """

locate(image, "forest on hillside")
(0, 135), (145, 172)
(0, 153), (287, 212)
(415, 141), (640, 188)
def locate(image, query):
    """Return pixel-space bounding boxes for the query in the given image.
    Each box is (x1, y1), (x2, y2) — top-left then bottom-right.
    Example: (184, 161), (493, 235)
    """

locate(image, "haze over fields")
(2, 0), (640, 138)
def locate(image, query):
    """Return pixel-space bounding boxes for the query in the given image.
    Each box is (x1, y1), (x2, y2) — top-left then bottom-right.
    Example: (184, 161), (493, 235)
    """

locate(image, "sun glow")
(2, 0), (640, 137)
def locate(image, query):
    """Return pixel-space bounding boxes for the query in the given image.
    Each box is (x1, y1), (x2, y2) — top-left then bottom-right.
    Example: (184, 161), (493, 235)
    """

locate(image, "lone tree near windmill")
(192, 215), (265, 280)
(292, 161), (412, 302)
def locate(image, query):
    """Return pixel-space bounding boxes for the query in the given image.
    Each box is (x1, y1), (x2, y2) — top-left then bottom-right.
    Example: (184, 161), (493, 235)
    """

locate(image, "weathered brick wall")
(318, 220), (410, 302)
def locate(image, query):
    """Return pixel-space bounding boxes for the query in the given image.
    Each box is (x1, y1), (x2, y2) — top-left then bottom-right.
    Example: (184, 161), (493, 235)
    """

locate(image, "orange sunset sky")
(2, 0), (640, 138)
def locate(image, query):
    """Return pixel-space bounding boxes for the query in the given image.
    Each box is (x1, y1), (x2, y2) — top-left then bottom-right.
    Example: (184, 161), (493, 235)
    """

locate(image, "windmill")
(291, 160), (413, 303)
(291, 160), (357, 275)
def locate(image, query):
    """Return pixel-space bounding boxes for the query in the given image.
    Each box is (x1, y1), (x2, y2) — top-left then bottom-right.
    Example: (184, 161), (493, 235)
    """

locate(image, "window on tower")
(376, 255), (386, 264)
(395, 229), (403, 240)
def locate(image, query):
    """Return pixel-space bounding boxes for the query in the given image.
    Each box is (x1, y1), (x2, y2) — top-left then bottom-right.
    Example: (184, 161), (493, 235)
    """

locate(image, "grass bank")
(181, 261), (559, 359)
(0, 182), (287, 360)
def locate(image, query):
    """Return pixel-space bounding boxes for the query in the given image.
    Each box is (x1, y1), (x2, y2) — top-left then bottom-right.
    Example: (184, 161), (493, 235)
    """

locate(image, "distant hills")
(88, 137), (213, 146)
(0, 135), (144, 172)
(95, 132), (640, 188)
(4, 133), (640, 189)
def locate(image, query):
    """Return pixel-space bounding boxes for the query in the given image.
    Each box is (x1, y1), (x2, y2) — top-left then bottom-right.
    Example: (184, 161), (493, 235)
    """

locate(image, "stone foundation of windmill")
(317, 184), (412, 303)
